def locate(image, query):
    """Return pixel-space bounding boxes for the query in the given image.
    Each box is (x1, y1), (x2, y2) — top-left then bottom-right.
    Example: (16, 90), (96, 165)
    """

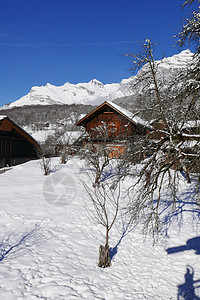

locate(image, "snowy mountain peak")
(46, 83), (53, 87)
(89, 79), (103, 86)
(2, 79), (126, 109)
(1, 50), (194, 109)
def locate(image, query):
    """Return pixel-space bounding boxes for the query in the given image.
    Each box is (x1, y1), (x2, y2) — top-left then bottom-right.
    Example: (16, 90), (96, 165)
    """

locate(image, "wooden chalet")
(0, 116), (41, 168)
(76, 101), (152, 157)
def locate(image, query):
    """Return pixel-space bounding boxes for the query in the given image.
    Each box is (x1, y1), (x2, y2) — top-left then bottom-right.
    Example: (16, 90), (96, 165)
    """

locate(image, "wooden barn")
(76, 101), (152, 157)
(0, 115), (40, 168)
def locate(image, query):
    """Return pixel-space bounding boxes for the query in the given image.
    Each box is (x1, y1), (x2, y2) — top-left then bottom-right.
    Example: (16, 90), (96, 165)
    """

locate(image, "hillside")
(0, 103), (95, 128)
(0, 157), (199, 299)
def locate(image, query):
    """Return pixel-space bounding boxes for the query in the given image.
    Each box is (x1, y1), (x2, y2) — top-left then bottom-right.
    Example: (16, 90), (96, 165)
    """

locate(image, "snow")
(137, 49), (194, 83)
(0, 157), (200, 299)
(182, 120), (200, 129)
(1, 79), (129, 109)
(22, 125), (83, 144)
(159, 49), (194, 70)
(58, 131), (83, 145)
(0, 115), (7, 120)
(106, 100), (153, 128)
(26, 129), (55, 144)
(0, 50), (194, 110)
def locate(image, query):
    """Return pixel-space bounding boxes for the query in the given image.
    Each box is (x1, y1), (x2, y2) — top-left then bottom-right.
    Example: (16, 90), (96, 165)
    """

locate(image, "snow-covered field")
(0, 158), (200, 299)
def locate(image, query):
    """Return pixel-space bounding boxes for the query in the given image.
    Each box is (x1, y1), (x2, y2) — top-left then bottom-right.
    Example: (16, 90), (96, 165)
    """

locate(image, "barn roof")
(0, 115), (41, 149)
(76, 100), (152, 129)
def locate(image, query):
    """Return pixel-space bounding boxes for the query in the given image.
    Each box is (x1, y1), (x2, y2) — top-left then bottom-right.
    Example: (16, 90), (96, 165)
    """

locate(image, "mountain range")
(1, 49), (194, 109)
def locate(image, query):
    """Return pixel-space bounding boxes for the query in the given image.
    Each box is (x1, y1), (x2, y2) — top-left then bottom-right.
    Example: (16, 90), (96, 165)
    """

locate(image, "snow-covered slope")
(2, 50), (194, 109)
(2, 79), (132, 109)
(136, 49), (194, 82)
(0, 157), (200, 299)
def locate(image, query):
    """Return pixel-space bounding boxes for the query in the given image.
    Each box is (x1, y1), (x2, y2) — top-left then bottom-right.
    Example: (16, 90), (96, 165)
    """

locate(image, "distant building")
(0, 116), (40, 168)
(76, 101), (152, 157)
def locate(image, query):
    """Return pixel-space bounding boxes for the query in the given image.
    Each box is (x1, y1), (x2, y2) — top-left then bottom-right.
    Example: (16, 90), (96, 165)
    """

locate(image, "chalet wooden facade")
(0, 116), (40, 168)
(76, 101), (151, 157)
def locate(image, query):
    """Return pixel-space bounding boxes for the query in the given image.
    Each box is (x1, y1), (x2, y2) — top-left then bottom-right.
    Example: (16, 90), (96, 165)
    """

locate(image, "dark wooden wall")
(0, 119), (38, 167)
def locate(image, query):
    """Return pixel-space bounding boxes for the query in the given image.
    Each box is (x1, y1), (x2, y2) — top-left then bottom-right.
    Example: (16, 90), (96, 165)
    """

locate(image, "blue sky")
(0, 0), (196, 106)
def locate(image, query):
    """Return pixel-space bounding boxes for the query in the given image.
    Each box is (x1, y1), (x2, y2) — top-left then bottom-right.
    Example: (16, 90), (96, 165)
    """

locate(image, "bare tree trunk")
(98, 227), (111, 268)
(41, 156), (51, 175)
(98, 244), (111, 268)
(106, 227), (109, 247)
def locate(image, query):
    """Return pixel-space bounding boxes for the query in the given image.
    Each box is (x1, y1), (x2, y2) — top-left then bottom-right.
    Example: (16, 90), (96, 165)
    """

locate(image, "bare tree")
(38, 135), (56, 175)
(80, 123), (123, 267)
(82, 179), (120, 268)
(54, 126), (74, 164)
(183, 0), (200, 7)
(123, 38), (200, 237)
(177, 0), (200, 78)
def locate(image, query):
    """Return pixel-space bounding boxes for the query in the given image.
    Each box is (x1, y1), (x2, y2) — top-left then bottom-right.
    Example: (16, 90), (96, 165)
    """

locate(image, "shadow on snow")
(166, 236), (200, 255)
(109, 223), (130, 261)
(156, 180), (200, 236)
(0, 223), (48, 262)
(177, 266), (200, 300)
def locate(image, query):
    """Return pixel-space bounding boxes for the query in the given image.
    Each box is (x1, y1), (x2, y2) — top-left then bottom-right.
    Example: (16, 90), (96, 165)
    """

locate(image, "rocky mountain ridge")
(1, 49), (194, 110)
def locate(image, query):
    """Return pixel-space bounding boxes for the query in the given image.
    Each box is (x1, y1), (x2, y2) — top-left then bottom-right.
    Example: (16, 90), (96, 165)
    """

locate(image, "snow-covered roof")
(0, 115), (7, 121)
(76, 100), (153, 129)
(106, 101), (152, 128)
